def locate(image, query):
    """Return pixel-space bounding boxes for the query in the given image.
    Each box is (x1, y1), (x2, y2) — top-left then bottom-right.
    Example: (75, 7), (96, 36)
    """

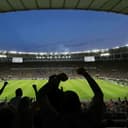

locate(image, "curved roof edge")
(0, 0), (128, 15)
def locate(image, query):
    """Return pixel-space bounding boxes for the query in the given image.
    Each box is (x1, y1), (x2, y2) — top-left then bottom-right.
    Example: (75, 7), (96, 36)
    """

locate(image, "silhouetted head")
(15, 88), (23, 97)
(48, 75), (60, 89)
(60, 91), (81, 113)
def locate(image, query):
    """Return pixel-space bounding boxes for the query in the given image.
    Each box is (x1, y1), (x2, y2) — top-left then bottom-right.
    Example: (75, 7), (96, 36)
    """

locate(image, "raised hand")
(77, 67), (87, 75)
(32, 84), (37, 90)
(0, 81), (8, 95)
(4, 81), (8, 86)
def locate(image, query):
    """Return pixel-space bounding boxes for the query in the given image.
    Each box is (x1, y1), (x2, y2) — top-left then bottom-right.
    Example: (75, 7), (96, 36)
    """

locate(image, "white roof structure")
(0, 0), (128, 15)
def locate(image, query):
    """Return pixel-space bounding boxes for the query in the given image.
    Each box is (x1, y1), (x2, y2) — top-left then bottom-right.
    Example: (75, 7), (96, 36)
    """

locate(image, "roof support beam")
(119, 6), (128, 12)
(20, 0), (27, 10)
(99, 0), (110, 9)
(35, 0), (40, 9)
(6, 0), (16, 10)
(75, 0), (80, 9)
(110, 0), (122, 10)
(0, 8), (4, 12)
(62, 0), (66, 8)
(87, 0), (96, 9)
(49, 0), (52, 8)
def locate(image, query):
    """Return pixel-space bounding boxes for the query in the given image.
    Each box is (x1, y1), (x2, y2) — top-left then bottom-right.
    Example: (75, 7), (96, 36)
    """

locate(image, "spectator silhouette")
(17, 96), (33, 128)
(0, 81), (8, 95)
(37, 73), (68, 112)
(34, 68), (105, 128)
(79, 68), (105, 127)
(9, 88), (23, 109)
(0, 68), (127, 128)
(32, 73), (68, 128)
(59, 67), (105, 128)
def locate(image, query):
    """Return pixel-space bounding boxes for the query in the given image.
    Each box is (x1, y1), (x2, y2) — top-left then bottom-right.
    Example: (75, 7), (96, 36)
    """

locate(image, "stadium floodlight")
(42, 56), (45, 59)
(49, 52), (53, 55)
(36, 56), (43, 59)
(92, 49), (100, 53)
(21, 52), (27, 54)
(49, 56), (52, 59)
(18, 52), (25, 54)
(100, 53), (110, 57)
(66, 55), (70, 59)
(54, 52), (58, 55)
(9, 51), (17, 54)
(69, 55), (71, 58)
(0, 55), (7, 58)
(63, 51), (69, 55)
(28, 52), (38, 55)
(85, 50), (91, 53)
(100, 48), (109, 52)
(47, 56), (50, 59)
(65, 56), (68, 59)
(55, 56), (58, 59)
(39, 52), (46, 55)
(113, 46), (120, 49)
(62, 56), (65, 58)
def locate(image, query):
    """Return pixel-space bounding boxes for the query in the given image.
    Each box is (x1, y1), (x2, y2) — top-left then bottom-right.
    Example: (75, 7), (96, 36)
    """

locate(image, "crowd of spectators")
(80, 97), (128, 127)
(0, 67), (127, 128)
(0, 67), (107, 128)
(0, 67), (78, 80)
(0, 61), (128, 82)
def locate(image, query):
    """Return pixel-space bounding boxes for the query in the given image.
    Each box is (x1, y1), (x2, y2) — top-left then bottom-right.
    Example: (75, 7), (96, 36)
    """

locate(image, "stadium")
(0, 0), (128, 128)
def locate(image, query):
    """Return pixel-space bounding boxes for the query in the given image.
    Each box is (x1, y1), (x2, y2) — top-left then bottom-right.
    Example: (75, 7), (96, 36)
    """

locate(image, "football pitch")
(0, 79), (128, 101)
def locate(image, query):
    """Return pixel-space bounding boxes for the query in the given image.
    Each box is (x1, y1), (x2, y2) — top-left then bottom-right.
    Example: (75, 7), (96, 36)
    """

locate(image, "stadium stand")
(0, 46), (128, 82)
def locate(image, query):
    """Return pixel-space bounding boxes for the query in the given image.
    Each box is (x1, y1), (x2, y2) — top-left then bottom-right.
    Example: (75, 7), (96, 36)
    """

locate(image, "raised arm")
(0, 81), (8, 95)
(77, 68), (103, 99)
(77, 68), (105, 127)
(37, 73), (68, 97)
(37, 75), (59, 96)
(32, 84), (38, 101)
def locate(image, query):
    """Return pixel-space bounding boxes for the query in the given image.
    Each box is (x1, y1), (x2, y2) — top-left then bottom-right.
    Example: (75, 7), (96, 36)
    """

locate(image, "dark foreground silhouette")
(0, 68), (106, 128)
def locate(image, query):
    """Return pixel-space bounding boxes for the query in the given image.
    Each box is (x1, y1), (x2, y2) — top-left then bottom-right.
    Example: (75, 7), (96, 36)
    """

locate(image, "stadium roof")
(0, 0), (128, 15)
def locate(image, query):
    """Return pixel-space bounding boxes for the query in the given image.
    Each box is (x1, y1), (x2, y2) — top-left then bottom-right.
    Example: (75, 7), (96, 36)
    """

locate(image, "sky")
(0, 10), (128, 52)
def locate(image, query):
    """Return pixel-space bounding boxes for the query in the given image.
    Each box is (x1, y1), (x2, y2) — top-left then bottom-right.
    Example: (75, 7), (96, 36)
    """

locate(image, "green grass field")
(0, 79), (128, 101)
